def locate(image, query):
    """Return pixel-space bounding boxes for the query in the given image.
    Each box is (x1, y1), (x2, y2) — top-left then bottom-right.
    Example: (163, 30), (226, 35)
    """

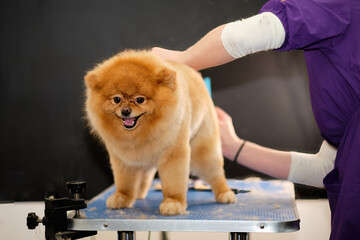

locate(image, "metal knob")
(27, 212), (41, 229)
(66, 181), (87, 196)
(66, 181), (87, 218)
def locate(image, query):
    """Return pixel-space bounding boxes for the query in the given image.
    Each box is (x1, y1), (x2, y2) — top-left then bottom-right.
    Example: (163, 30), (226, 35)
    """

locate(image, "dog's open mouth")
(121, 114), (143, 130)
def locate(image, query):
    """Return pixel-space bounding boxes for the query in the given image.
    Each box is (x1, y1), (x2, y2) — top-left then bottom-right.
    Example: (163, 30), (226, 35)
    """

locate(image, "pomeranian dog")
(84, 50), (236, 215)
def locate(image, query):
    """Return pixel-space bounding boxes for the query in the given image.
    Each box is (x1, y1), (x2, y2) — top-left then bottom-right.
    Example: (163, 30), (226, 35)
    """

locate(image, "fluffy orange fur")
(84, 50), (235, 215)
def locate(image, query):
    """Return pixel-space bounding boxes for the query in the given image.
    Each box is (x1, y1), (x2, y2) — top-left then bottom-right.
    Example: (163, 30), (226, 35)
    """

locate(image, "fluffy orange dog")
(84, 50), (236, 215)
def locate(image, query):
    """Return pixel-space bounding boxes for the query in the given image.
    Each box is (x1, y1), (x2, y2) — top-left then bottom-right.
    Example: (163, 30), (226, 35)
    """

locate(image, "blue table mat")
(82, 179), (297, 222)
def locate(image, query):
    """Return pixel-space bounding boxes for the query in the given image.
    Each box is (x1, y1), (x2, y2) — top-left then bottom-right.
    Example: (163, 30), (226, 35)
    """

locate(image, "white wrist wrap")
(288, 141), (337, 188)
(221, 12), (285, 58)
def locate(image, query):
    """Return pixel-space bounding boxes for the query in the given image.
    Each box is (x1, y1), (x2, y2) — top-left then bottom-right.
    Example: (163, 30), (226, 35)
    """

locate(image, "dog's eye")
(136, 97), (145, 104)
(113, 96), (121, 104)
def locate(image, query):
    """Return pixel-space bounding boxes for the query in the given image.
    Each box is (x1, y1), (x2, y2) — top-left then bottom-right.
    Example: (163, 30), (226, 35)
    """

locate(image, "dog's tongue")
(124, 118), (136, 126)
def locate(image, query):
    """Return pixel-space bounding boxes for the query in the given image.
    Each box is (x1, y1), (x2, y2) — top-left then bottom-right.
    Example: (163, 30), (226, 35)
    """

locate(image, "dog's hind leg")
(190, 124), (236, 204)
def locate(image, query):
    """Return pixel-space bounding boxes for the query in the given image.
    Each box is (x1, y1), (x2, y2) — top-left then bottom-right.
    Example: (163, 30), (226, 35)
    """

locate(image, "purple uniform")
(260, 0), (360, 239)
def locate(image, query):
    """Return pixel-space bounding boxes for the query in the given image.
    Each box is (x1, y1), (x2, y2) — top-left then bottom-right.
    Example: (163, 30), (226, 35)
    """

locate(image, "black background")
(0, 0), (325, 201)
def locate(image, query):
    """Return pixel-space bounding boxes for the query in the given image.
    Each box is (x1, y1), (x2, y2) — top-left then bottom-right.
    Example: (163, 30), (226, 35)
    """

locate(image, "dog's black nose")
(121, 107), (132, 117)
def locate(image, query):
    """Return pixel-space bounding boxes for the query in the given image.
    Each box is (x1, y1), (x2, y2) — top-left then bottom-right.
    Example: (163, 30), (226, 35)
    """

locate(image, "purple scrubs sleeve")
(260, 0), (360, 239)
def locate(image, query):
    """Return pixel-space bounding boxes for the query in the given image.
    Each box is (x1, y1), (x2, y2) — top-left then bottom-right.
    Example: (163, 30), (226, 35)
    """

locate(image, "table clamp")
(26, 181), (97, 240)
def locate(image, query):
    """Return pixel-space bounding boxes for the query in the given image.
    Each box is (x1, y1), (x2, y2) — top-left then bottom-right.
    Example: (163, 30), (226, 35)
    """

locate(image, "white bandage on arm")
(221, 12), (286, 58)
(288, 141), (337, 188)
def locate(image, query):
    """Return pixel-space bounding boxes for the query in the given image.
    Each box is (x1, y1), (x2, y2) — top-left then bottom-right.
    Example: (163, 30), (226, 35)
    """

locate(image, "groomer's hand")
(215, 106), (244, 161)
(151, 47), (186, 64)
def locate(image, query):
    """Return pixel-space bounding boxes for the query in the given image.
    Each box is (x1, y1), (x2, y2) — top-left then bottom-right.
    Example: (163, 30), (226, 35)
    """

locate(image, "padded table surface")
(68, 179), (299, 233)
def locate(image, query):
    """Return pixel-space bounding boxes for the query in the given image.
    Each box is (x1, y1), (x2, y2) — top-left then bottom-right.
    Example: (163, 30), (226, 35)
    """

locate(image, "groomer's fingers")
(215, 106), (231, 122)
(215, 106), (225, 119)
(151, 47), (183, 63)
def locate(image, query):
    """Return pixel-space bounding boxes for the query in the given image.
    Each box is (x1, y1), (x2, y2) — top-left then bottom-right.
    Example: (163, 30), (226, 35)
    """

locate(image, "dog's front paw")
(159, 198), (187, 216)
(216, 190), (236, 204)
(106, 192), (135, 209)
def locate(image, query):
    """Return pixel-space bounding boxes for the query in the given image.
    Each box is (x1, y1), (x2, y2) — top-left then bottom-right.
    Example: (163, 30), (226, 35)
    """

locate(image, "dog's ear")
(155, 68), (176, 91)
(84, 71), (103, 90)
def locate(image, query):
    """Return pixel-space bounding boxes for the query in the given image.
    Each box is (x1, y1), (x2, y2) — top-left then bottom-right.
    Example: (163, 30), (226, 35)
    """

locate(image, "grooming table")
(68, 179), (299, 239)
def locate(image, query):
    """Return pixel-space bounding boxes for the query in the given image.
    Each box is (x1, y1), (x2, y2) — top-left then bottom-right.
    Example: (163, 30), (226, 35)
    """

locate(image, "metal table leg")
(118, 231), (135, 240)
(230, 232), (249, 240)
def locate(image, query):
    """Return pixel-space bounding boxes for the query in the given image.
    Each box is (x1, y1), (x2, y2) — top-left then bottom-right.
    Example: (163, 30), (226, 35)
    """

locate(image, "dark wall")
(0, 0), (323, 201)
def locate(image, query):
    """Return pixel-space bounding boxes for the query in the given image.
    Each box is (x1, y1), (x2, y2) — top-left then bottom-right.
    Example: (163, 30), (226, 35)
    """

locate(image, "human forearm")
(216, 106), (291, 179)
(234, 140), (291, 179)
(182, 25), (235, 70)
(216, 107), (336, 186)
(152, 25), (234, 71)
(153, 12), (285, 70)
(230, 138), (336, 187)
